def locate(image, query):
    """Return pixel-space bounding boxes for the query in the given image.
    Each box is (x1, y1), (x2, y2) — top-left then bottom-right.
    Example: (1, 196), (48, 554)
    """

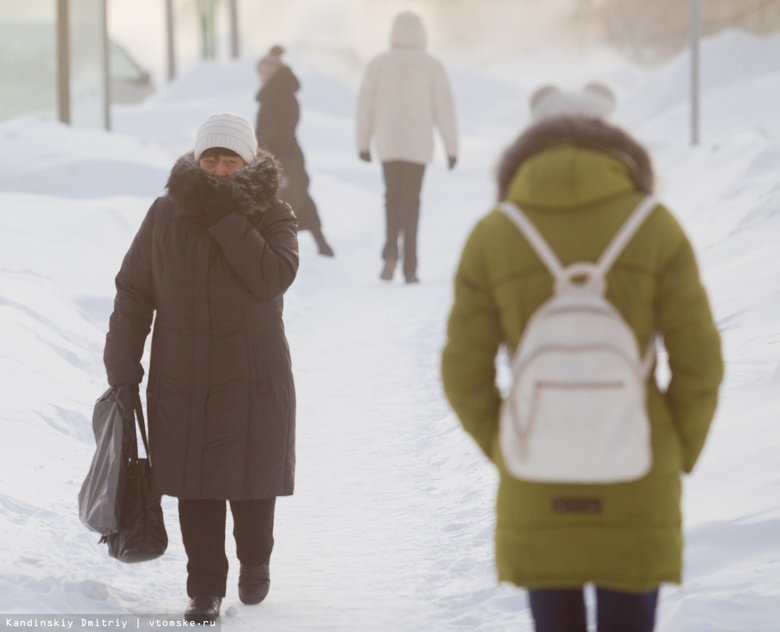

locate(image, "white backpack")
(497, 197), (657, 484)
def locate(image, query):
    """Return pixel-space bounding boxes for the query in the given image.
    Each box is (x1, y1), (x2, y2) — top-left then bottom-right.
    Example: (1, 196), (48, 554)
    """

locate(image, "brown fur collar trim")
(496, 116), (654, 200)
(166, 151), (281, 217)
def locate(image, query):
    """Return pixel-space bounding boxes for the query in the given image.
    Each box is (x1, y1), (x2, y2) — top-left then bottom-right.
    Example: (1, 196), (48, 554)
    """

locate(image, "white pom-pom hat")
(529, 83), (617, 122)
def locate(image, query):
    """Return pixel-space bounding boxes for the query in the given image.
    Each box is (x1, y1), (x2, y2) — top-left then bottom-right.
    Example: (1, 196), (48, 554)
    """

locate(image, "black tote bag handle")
(130, 391), (150, 463)
(100, 386), (168, 563)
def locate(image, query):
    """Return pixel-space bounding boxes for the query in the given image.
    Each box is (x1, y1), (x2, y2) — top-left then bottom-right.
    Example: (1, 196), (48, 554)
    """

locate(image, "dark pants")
(528, 587), (659, 632)
(178, 498), (276, 597)
(381, 160), (426, 280)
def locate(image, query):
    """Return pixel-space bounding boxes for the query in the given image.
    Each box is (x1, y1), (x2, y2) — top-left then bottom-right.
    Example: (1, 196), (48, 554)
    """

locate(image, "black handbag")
(99, 390), (168, 563)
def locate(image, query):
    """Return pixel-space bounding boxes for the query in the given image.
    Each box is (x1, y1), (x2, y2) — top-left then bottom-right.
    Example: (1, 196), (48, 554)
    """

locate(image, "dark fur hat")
(496, 116), (654, 201)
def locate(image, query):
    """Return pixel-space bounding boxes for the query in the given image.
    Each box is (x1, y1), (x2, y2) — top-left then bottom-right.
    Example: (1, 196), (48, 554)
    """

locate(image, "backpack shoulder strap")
(499, 197), (658, 283)
(498, 201), (564, 282)
(597, 196), (657, 275)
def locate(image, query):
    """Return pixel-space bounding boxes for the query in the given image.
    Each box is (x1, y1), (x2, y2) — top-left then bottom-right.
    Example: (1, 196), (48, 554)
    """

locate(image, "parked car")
(109, 39), (155, 104)
(0, 20), (154, 124)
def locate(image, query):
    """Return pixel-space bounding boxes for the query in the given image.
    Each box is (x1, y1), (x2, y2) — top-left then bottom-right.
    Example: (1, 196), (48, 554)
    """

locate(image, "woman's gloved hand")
(202, 204), (232, 226)
(110, 383), (139, 415)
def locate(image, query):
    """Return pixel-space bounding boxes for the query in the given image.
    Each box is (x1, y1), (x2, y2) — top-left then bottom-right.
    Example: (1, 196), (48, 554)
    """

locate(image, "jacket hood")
(496, 116), (654, 209)
(390, 11), (427, 50)
(166, 151), (281, 217)
(256, 65), (300, 103)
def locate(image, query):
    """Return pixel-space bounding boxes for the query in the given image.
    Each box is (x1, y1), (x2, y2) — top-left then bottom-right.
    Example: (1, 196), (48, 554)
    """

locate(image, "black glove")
(110, 383), (139, 416)
(203, 205), (232, 226)
(448, 156), (457, 170)
(359, 151), (371, 163)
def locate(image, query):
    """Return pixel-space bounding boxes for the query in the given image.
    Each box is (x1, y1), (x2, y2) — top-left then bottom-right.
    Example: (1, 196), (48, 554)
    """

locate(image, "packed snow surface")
(1, 29), (779, 631)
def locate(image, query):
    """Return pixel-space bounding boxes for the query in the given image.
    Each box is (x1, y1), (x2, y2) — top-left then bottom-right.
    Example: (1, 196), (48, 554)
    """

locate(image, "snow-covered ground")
(1, 28), (779, 631)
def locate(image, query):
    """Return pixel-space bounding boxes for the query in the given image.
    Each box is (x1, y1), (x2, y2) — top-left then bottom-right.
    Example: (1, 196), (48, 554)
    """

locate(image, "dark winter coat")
(104, 152), (299, 500)
(441, 116), (723, 592)
(255, 64), (321, 232)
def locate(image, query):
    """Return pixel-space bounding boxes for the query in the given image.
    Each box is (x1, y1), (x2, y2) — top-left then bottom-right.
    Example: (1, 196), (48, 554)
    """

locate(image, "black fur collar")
(496, 116), (654, 201)
(166, 151), (281, 218)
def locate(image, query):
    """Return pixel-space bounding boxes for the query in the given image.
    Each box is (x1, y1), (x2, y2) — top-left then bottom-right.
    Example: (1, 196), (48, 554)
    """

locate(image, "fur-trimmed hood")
(496, 116), (654, 203)
(166, 151), (281, 218)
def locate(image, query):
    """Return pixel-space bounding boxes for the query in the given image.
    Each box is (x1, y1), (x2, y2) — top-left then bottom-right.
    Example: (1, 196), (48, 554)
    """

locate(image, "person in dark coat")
(103, 112), (299, 624)
(255, 45), (335, 257)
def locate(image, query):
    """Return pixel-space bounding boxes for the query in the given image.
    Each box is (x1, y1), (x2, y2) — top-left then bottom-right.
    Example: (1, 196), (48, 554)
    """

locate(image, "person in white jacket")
(356, 11), (458, 283)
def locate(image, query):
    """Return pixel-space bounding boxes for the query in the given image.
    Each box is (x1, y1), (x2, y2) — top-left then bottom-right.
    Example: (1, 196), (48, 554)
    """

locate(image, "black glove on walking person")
(448, 156), (458, 170)
(110, 383), (139, 416)
(359, 151), (371, 163)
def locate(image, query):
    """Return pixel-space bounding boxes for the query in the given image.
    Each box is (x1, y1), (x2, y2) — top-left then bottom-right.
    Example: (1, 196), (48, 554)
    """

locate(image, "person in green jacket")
(441, 85), (723, 632)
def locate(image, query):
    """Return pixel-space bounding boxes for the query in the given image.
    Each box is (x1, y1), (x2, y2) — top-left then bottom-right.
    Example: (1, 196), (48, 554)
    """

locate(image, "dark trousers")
(381, 161), (426, 279)
(528, 587), (659, 632)
(178, 498), (276, 597)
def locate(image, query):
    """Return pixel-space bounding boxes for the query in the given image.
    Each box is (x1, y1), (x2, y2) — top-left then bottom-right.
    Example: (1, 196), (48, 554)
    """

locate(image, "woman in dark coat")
(103, 112), (298, 623)
(255, 45), (335, 257)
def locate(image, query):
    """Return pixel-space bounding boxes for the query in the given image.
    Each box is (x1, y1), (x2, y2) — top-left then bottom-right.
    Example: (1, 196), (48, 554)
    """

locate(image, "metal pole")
(228, 0), (240, 59)
(208, 0), (216, 60)
(101, 0), (110, 129)
(57, 0), (70, 124)
(206, 0), (217, 59)
(198, 0), (216, 60)
(165, 0), (176, 81)
(198, 0), (206, 60)
(690, 0), (700, 145)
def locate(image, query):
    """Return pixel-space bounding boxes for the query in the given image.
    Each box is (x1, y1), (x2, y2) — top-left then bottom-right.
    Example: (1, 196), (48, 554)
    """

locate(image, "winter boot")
(184, 596), (221, 624)
(238, 563), (270, 605)
(380, 260), (395, 281)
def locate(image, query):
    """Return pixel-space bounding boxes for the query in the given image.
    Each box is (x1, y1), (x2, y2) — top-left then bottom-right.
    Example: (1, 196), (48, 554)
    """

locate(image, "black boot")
(238, 563), (270, 605)
(184, 596), (221, 624)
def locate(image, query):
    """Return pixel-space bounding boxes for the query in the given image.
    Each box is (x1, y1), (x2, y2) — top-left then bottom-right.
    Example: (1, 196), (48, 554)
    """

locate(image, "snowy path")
(130, 195), (528, 629)
(222, 175), (527, 630)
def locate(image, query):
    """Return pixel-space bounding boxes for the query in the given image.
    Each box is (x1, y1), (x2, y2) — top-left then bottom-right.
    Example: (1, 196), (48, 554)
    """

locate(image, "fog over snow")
(108, 0), (590, 82)
(0, 24), (779, 632)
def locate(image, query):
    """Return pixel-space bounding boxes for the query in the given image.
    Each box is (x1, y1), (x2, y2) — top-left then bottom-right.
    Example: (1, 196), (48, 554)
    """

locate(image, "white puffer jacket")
(356, 12), (458, 164)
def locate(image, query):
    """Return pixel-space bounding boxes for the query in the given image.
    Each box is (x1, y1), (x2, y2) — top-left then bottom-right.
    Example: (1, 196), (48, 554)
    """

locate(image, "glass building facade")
(0, 1), (108, 129)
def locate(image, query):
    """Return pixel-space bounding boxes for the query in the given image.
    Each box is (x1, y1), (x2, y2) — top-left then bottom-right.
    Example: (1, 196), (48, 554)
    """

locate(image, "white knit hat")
(530, 83), (616, 122)
(194, 112), (257, 164)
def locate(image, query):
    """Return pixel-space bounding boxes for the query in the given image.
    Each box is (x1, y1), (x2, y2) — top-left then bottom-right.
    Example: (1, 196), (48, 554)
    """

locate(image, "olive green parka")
(441, 116), (723, 593)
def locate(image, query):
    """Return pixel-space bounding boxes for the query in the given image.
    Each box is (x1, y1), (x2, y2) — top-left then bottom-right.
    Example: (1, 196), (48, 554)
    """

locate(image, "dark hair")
(199, 147), (242, 160)
(269, 45), (284, 56)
